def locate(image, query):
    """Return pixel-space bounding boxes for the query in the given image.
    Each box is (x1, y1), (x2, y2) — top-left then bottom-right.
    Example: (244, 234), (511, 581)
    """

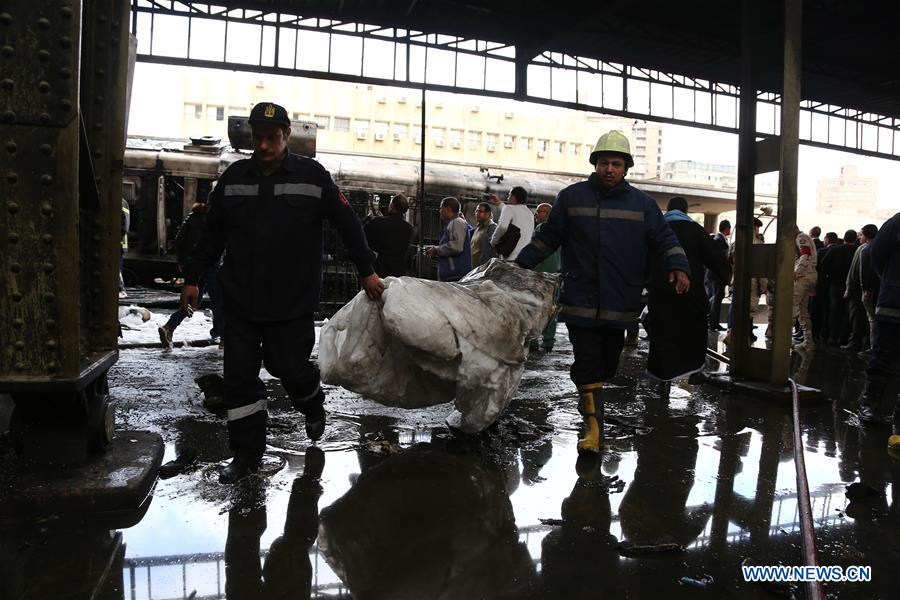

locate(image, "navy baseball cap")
(248, 102), (291, 128)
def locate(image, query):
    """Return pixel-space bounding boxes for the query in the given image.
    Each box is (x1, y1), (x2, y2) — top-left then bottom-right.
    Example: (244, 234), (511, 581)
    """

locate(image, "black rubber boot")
(293, 388), (326, 442)
(859, 381), (891, 425)
(219, 453), (262, 484)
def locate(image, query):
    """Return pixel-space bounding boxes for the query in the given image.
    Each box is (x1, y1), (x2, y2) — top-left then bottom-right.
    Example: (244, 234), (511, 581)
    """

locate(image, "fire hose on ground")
(705, 348), (825, 600)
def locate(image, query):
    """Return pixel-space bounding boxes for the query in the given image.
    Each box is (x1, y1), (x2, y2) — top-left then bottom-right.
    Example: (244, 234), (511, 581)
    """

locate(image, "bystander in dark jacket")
(707, 220), (731, 330)
(859, 213), (900, 437)
(364, 194), (415, 277)
(819, 230), (857, 344)
(647, 197), (731, 381)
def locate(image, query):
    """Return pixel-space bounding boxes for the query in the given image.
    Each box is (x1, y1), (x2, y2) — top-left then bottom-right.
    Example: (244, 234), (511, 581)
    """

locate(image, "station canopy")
(209, 0), (899, 121)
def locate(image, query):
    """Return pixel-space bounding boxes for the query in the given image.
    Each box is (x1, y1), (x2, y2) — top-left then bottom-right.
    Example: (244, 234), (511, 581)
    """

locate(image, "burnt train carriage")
(122, 122), (577, 315)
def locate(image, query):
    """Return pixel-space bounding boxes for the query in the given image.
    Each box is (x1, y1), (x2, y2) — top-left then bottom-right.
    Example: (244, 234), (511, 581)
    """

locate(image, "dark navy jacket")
(185, 151), (374, 321)
(871, 212), (900, 323)
(516, 176), (689, 329)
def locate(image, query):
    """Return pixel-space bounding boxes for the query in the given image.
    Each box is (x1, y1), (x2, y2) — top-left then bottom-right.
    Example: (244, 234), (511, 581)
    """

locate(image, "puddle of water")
(2, 324), (898, 598)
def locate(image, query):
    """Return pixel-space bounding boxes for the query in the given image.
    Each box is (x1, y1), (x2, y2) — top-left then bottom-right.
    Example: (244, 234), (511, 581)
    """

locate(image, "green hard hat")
(589, 130), (634, 168)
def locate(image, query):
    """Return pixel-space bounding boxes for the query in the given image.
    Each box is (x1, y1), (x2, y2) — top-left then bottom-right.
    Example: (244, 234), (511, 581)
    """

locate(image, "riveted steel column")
(1, 2), (83, 380)
(79, 0), (130, 354)
(769, 0), (802, 384)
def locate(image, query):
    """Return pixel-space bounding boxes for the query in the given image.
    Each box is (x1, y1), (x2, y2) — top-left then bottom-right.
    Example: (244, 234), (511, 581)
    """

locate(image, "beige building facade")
(663, 160), (737, 189)
(158, 70), (664, 176)
(815, 165), (880, 217)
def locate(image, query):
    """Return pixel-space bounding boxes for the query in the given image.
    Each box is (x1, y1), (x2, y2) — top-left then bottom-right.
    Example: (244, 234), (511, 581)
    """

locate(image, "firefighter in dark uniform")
(182, 102), (384, 483)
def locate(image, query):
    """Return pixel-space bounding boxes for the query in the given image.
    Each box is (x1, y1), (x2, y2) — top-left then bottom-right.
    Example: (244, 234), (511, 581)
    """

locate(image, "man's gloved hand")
(360, 273), (385, 300)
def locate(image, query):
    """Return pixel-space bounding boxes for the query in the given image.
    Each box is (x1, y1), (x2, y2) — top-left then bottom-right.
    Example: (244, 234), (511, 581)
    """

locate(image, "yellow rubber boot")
(576, 383), (604, 454)
(888, 435), (900, 452)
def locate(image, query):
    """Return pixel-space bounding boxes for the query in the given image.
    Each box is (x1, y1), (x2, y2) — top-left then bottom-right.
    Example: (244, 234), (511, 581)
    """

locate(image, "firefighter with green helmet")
(516, 129), (691, 455)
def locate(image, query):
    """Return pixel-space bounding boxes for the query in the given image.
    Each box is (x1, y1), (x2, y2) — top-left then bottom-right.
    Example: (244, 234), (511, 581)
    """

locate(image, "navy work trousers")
(224, 307), (322, 458)
(567, 324), (626, 387)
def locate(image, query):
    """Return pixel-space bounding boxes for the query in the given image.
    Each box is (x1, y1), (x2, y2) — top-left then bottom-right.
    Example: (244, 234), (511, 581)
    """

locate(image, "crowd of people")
(708, 221), (885, 354)
(164, 100), (899, 483)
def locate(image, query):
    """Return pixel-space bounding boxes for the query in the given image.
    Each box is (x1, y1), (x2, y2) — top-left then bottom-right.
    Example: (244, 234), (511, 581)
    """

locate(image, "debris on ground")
(195, 374), (226, 414)
(678, 574), (713, 587)
(359, 440), (402, 455)
(319, 260), (559, 433)
(617, 541), (685, 555)
(158, 447), (199, 479)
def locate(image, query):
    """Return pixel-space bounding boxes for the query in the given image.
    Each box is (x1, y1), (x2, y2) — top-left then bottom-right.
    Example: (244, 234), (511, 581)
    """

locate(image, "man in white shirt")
(488, 186), (535, 261)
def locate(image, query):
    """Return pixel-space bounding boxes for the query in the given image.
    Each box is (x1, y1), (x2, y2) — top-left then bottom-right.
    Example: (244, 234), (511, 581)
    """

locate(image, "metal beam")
(769, 0), (803, 385)
(729, 0), (759, 379)
(129, 1), (900, 162)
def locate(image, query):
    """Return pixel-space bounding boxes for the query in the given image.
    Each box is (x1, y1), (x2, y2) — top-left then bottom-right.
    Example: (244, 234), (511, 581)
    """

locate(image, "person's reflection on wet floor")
(224, 447), (325, 600)
(263, 447), (325, 599)
(225, 484), (266, 600)
(618, 398), (709, 550)
(539, 454), (622, 598)
(319, 443), (535, 599)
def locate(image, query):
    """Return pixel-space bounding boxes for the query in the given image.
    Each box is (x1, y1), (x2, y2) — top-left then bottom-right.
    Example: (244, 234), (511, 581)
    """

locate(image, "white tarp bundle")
(319, 259), (560, 432)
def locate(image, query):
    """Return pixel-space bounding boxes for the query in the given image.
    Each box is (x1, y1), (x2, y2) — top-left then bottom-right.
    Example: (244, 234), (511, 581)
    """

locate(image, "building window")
(353, 119), (370, 138)
(519, 137), (531, 151)
(373, 121), (389, 141)
(568, 142), (579, 156)
(554, 141), (564, 154)
(228, 106), (245, 118)
(468, 130), (482, 148)
(184, 103), (202, 119)
(393, 123), (408, 140)
(206, 105), (225, 122)
(334, 117), (350, 132)
(537, 139), (548, 152)
(503, 134), (515, 148)
(412, 124), (422, 144)
(292, 112), (308, 121)
(449, 129), (463, 148)
(431, 127), (445, 147)
(314, 114), (330, 130)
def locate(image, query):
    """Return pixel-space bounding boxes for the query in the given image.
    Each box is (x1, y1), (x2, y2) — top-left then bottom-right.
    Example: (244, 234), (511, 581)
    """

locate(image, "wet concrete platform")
(1, 322), (898, 599)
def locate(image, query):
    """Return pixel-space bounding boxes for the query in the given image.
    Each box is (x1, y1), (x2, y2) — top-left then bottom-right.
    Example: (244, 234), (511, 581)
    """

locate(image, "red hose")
(789, 378), (825, 600)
